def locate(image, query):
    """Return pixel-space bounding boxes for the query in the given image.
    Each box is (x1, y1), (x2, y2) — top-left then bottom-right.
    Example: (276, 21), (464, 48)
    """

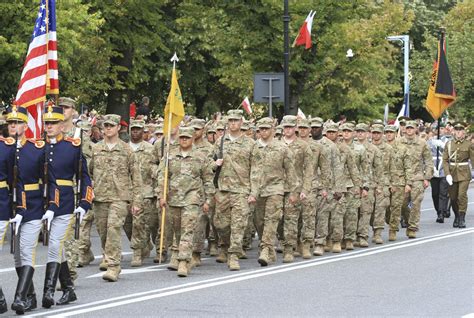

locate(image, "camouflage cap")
(398, 116), (410, 125)
(130, 119), (145, 129)
(281, 115), (297, 127)
(76, 120), (92, 131)
(298, 118), (311, 128)
(340, 123), (354, 131)
(372, 119), (384, 126)
(216, 120), (226, 130)
(190, 118), (206, 129)
(325, 122), (339, 132)
(207, 124), (216, 133)
(405, 120), (417, 128)
(371, 123), (384, 133)
(310, 117), (324, 128)
(178, 126), (194, 138)
(355, 123), (369, 132)
(0, 118), (5, 125)
(384, 124), (398, 132)
(275, 125), (283, 134)
(58, 97), (76, 109)
(241, 120), (250, 131)
(103, 114), (121, 126)
(227, 109), (243, 120)
(155, 124), (164, 134)
(257, 117), (274, 129)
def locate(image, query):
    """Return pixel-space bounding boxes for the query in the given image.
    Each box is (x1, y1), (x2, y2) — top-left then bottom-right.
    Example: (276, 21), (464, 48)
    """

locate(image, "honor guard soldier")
(443, 122), (474, 228)
(41, 106), (93, 308)
(6, 106), (45, 314)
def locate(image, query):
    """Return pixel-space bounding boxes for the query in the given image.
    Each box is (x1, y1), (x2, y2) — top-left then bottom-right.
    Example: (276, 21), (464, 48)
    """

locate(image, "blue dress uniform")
(41, 106), (93, 309)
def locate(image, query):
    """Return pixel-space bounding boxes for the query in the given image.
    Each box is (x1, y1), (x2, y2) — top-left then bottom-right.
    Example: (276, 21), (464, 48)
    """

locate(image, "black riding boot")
(458, 213), (466, 228)
(56, 262), (77, 305)
(15, 267), (36, 312)
(453, 211), (459, 228)
(11, 266), (35, 315)
(0, 287), (7, 314)
(42, 262), (60, 309)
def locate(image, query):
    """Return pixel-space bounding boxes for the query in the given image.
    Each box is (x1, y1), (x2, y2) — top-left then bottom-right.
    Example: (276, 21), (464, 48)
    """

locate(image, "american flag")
(15, 0), (59, 138)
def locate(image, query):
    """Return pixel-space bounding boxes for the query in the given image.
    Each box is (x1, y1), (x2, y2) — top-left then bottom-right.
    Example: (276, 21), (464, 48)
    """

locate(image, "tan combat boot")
(345, 240), (354, 250)
(313, 244), (324, 256)
(177, 261), (188, 277)
(78, 250), (95, 267)
(372, 229), (383, 244)
(258, 247), (270, 266)
(239, 250), (248, 259)
(406, 229), (416, 239)
(216, 248), (228, 263)
(293, 242), (303, 257)
(190, 252), (201, 269)
(131, 249), (143, 267)
(228, 254), (240, 271)
(282, 246), (294, 263)
(269, 247), (277, 263)
(141, 241), (153, 258)
(154, 251), (168, 264)
(359, 237), (369, 248)
(388, 230), (397, 241)
(209, 242), (218, 256)
(341, 240), (346, 250)
(324, 241), (332, 252)
(332, 242), (342, 253)
(99, 256), (107, 271)
(102, 266), (121, 282)
(302, 242), (312, 259)
(167, 251), (179, 271)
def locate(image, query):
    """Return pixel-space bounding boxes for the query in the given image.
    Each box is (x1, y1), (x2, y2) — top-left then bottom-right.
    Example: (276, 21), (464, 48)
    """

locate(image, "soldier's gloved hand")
(74, 207), (86, 224)
(42, 210), (54, 230)
(446, 175), (453, 186)
(9, 214), (23, 233)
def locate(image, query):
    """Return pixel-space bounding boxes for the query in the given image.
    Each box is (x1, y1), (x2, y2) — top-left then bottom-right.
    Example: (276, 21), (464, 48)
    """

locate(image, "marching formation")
(0, 101), (473, 315)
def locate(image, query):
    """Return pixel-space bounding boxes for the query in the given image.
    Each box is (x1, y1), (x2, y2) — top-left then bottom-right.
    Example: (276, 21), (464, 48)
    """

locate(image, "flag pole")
(158, 53), (179, 264)
(435, 27), (446, 171)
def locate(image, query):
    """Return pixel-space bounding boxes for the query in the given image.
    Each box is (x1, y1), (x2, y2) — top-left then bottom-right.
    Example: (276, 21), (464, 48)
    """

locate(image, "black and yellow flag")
(425, 32), (456, 120)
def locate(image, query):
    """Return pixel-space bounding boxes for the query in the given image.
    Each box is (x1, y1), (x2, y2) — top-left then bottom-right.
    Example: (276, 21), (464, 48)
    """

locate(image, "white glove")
(446, 175), (453, 186)
(74, 206), (86, 224)
(9, 214), (23, 233)
(42, 210), (54, 230)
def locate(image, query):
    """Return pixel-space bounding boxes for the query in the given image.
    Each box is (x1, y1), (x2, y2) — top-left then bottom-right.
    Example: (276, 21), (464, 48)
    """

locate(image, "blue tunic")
(0, 137), (15, 221)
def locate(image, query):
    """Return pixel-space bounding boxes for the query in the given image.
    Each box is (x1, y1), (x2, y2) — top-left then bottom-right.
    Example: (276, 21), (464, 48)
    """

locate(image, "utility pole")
(283, 0), (290, 115)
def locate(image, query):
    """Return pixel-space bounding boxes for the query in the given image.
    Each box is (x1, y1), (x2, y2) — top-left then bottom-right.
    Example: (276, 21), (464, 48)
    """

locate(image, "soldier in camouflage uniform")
(355, 123), (383, 247)
(252, 117), (297, 266)
(213, 110), (255, 271)
(158, 127), (215, 277)
(123, 120), (158, 267)
(278, 116), (312, 262)
(89, 114), (144, 282)
(400, 120), (433, 238)
(384, 125), (411, 241)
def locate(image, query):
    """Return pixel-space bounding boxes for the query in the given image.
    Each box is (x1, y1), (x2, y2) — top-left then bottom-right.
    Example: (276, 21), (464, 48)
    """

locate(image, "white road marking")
(462, 314), (474, 318)
(25, 228), (473, 317)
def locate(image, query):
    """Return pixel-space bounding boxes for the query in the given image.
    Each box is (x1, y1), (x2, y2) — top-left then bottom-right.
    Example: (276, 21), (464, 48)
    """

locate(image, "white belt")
(449, 162), (469, 166)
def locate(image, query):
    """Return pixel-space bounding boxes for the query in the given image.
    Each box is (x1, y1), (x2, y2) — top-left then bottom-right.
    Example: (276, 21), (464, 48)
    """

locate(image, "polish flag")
(241, 96), (252, 114)
(293, 10), (316, 49)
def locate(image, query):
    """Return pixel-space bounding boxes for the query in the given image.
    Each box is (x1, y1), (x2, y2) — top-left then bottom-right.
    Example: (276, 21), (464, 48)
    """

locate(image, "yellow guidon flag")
(163, 59), (185, 135)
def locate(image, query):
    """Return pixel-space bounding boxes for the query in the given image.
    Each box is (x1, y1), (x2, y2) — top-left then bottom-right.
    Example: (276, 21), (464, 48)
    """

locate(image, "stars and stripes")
(15, 0), (58, 138)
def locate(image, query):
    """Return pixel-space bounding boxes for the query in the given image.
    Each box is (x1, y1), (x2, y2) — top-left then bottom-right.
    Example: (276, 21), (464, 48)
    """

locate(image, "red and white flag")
(241, 96), (252, 114)
(293, 10), (316, 50)
(297, 108), (306, 119)
(15, 0), (59, 138)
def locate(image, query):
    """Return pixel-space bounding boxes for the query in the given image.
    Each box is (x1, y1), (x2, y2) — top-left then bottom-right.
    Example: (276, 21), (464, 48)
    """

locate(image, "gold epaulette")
(65, 136), (81, 146)
(0, 136), (15, 145)
(28, 139), (45, 148)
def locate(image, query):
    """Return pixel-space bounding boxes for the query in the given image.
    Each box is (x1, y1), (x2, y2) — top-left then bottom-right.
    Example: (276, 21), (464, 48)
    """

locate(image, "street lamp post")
(387, 35), (410, 117)
(283, 0), (290, 115)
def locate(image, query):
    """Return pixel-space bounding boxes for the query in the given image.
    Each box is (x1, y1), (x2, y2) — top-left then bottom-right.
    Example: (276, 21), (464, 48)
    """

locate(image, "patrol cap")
(372, 119), (384, 126)
(155, 124), (164, 134)
(298, 118), (310, 128)
(130, 120), (145, 129)
(178, 126), (194, 138)
(6, 106), (28, 123)
(76, 120), (92, 131)
(384, 125), (398, 132)
(43, 105), (64, 122)
(340, 123), (354, 131)
(398, 116), (410, 125)
(310, 117), (324, 128)
(241, 120), (250, 131)
(216, 120), (226, 130)
(58, 97), (76, 109)
(325, 123), (339, 132)
(227, 109), (243, 120)
(453, 122), (467, 130)
(275, 125), (282, 135)
(0, 118), (5, 125)
(281, 115), (297, 127)
(405, 120), (417, 129)
(355, 123), (369, 132)
(190, 118), (206, 129)
(371, 123), (384, 133)
(257, 117), (274, 129)
(103, 114), (121, 126)
(207, 124), (216, 133)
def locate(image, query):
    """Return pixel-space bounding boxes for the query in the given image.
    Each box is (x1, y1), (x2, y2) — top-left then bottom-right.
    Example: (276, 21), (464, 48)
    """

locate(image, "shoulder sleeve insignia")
(2, 137), (15, 145)
(65, 137), (81, 146)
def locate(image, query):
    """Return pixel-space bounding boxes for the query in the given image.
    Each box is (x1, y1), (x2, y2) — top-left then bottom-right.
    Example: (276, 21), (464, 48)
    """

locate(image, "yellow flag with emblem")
(163, 67), (185, 135)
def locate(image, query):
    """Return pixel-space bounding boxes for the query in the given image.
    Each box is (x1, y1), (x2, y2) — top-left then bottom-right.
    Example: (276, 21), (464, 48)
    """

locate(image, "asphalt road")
(1, 185), (473, 318)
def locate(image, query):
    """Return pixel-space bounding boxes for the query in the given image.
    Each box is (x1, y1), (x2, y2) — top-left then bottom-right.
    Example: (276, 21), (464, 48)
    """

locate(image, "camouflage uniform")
(400, 121), (433, 236)
(157, 127), (214, 271)
(252, 117), (298, 265)
(89, 114), (143, 281)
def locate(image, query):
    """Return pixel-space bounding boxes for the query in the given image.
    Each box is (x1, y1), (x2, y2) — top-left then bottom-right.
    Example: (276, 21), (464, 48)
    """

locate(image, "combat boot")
(331, 242), (341, 253)
(458, 213), (466, 228)
(142, 241), (153, 258)
(154, 251), (168, 264)
(42, 262), (61, 308)
(189, 252), (201, 269)
(167, 251), (179, 271)
(239, 250), (248, 259)
(324, 241), (332, 252)
(453, 212), (459, 228)
(269, 247), (277, 263)
(388, 230), (397, 241)
(283, 246), (294, 263)
(258, 247), (270, 266)
(293, 242), (303, 257)
(345, 240), (354, 251)
(177, 261), (189, 277)
(302, 242), (312, 259)
(313, 245), (324, 256)
(102, 266), (121, 282)
(341, 240), (346, 250)
(406, 229), (416, 239)
(99, 256), (107, 271)
(359, 237), (369, 248)
(78, 250), (95, 267)
(209, 242), (218, 256)
(436, 212), (444, 223)
(443, 210), (450, 218)
(228, 254), (240, 271)
(0, 287), (7, 314)
(216, 248), (228, 263)
(12, 266), (34, 315)
(56, 262), (77, 305)
(131, 249), (143, 267)
(372, 229), (383, 244)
